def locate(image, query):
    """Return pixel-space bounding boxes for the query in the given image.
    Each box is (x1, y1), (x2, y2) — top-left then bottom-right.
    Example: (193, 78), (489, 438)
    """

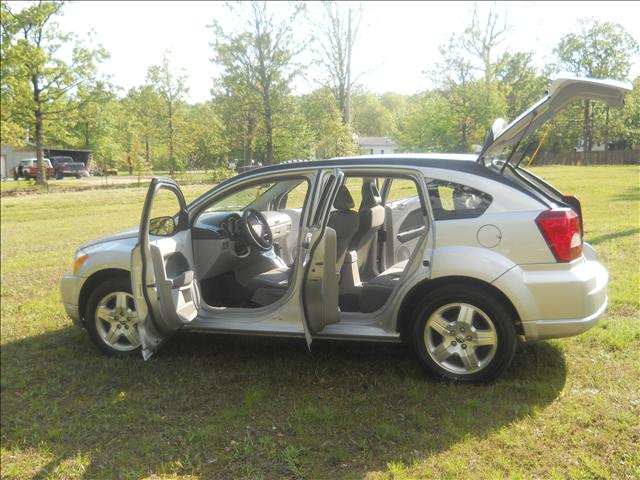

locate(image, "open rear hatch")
(477, 75), (632, 163)
(476, 75), (632, 246)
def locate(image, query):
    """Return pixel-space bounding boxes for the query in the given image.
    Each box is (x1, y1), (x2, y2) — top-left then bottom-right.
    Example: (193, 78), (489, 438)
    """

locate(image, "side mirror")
(149, 216), (176, 236)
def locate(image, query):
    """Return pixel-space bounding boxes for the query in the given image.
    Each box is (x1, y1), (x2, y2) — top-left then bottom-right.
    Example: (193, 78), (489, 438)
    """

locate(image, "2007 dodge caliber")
(61, 76), (629, 381)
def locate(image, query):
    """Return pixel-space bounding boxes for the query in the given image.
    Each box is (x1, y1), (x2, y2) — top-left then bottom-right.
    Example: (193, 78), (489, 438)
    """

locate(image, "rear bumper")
(520, 296), (607, 340)
(493, 257), (608, 341)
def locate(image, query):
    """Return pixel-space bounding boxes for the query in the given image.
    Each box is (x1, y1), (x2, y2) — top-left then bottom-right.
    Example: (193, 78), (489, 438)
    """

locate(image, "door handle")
(170, 270), (194, 288)
(302, 232), (313, 249)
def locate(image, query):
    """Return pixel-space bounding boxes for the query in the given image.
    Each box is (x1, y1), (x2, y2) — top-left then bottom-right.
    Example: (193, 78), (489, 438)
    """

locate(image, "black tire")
(411, 284), (517, 382)
(84, 277), (141, 357)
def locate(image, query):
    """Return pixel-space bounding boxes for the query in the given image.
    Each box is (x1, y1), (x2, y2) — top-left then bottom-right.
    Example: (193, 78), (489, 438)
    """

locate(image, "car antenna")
(500, 110), (538, 175)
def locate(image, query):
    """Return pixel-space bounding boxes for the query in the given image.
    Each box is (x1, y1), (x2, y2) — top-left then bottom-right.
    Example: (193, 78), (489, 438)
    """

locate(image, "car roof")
(231, 154), (490, 183)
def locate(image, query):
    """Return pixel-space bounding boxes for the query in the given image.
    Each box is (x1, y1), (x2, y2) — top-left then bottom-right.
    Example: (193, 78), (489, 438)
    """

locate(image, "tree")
(351, 90), (394, 137)
(1, 1), (107, 185)
(210, 1), (305, 165)
(147, 52), (188, 175)
(553, 19), (639, 161)
(300, 88), (356, 159)
(125, 85), (164, 172)
(315, 1), (362, 124)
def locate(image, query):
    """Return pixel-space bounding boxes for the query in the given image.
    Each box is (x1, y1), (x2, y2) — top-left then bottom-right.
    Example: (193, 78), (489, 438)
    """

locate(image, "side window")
(426, 179), (492, 220)
(386, 178), (419, 203)
(282, 180), (309, 209)
(148, 188), (183, 237)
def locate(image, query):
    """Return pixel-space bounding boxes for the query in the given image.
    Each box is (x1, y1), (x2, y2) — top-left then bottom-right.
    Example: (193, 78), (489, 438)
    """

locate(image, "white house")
(1, 144), (36, 179)
(356, 136), (398, 155)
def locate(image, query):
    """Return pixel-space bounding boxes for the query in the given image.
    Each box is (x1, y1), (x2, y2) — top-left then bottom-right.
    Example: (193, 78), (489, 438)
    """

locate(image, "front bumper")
(493, 257), (608, 341)
(60, 274), (84, 327)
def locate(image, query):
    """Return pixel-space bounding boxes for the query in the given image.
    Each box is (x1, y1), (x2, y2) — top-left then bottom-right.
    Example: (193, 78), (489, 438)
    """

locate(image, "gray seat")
(327, 185), (359, 270)
(248, 185), (358, 292)
(350, 179), (386, 270)
(359, 260), (408, 313)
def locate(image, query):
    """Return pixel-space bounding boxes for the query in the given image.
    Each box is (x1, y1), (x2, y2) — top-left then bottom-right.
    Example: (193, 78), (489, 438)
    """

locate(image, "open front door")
(131, 178), (200, 359)
(300, 169), (344, 346)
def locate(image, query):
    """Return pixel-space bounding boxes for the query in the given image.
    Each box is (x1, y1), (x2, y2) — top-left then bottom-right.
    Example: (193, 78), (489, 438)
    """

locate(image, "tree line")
(1, 1), (638, 185)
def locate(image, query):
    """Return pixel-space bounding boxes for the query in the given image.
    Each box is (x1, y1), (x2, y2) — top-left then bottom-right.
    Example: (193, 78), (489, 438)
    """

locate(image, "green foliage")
(300, 88), (356, 159)
(210, 2), (306, 165)
(352, 90), (395, 136)
(0, 1), (108, 183)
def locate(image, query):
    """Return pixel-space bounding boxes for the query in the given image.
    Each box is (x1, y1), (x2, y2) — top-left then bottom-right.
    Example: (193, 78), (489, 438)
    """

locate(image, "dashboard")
(192, 210), (293, 281)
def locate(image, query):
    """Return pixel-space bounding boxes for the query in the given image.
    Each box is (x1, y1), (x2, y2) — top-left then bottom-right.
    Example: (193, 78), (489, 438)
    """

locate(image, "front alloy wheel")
(85, 277), (142, 356)
(94, 291), (140, 352)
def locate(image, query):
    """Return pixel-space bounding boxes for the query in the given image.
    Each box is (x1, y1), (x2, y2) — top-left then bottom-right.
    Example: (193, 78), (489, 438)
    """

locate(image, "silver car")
(60, 76), (629, 381)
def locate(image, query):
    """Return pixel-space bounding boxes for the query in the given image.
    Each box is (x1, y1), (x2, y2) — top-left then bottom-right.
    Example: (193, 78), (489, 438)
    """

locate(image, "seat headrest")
(361, 179), (382, 208)
(333, 185), (355, 211)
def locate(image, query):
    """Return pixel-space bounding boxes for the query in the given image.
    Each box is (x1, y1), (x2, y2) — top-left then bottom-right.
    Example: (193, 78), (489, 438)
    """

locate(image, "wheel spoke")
(474, 330), (496, 346)
(457, 306), (475, 326)
(459, 348), (480, 371)
(96, 306), (115, 323)
(123, 327), (140, 346)
(104, 325), (120, 345)
(432, 342), (453, 362)
(115, 292), (128, 311)
(429, 314), (451, 336)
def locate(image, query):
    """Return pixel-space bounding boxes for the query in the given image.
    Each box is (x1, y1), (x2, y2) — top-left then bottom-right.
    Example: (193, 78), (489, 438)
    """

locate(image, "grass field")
(1, 166), (639, 479)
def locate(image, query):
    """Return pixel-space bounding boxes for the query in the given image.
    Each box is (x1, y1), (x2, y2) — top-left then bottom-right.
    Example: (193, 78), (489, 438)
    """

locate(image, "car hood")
(478, 75), (633, 161)
(80, 226), (139, 249)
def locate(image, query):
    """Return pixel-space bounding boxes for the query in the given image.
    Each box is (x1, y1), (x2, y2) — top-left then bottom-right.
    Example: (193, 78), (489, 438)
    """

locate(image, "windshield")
(203, 182), (276, 213)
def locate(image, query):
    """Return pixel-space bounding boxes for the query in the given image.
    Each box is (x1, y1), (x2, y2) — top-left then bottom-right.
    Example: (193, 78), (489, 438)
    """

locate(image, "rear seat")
(359, 260), (408, 313)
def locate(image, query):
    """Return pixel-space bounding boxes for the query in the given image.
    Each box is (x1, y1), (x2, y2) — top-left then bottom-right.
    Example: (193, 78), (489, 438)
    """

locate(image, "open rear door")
(131, 178), (200, 359)
(300, 169), (344, 346)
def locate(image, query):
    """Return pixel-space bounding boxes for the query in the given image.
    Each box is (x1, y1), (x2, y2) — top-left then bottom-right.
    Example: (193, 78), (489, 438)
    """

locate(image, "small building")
(1, 144), (36, 179)
(356, 136), (398, 155)
(1, 144), (93, 178)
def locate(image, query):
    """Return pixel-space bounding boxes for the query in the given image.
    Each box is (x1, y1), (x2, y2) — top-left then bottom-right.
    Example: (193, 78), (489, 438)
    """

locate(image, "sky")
(39, 1), (640, 103)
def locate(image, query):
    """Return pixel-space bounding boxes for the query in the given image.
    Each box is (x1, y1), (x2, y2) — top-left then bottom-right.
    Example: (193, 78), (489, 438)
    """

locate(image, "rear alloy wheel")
(412, 285), (516, 382)
(85, 277), (141, 356)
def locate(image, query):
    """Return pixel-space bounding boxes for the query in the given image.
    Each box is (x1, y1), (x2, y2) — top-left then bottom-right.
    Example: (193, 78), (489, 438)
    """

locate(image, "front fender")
(76, 237), (137, 278)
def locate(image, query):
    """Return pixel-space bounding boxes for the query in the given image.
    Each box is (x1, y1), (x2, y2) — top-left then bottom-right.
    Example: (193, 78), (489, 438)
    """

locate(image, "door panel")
(300, 169), (343, 345)
(131, 177), (199, 359)
(385, 194), (424, 265)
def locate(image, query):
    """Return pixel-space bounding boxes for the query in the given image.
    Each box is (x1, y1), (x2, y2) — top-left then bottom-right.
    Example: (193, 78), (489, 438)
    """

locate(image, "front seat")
(247, 185), (359, 306)
(350, 179), (386, 271)
(327, 185), (359, 270)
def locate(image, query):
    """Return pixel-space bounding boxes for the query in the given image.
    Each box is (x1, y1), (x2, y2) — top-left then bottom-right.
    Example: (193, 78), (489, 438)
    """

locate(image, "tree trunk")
(263, 89), (273, 165)
(168, 100), (174, 177)
(246, 110), (255, 166)
(32, 74), (47, 186)
(582, 99), (590, 165)
(604, 105), (609, 163)
(345, 7), (353, 125)
(145, 137), (150, 167)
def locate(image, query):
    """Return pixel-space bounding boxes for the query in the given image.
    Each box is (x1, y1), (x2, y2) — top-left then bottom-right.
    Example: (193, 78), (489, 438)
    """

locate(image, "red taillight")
(561, 194), (583, 236)
(535, 209), (582, 262)
(30, 166), (37, 174)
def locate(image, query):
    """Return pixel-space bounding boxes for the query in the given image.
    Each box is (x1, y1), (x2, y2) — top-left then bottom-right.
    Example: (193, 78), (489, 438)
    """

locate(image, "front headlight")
(72, 249), (89, 275)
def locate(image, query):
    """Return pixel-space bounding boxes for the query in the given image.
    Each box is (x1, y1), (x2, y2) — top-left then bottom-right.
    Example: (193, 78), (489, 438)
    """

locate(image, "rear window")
(426, 179), (492, 220)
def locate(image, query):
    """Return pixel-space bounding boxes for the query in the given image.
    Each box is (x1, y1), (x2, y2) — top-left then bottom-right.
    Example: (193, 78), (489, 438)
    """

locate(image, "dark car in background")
(50, 156), (88, 179)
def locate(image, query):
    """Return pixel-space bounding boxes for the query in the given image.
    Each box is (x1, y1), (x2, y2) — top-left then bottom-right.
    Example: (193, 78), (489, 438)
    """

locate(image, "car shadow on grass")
(1, 327), (566, 478)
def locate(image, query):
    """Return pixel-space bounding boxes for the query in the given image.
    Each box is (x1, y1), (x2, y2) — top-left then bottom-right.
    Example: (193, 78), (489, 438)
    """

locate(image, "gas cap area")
(477, 224), (502, 248)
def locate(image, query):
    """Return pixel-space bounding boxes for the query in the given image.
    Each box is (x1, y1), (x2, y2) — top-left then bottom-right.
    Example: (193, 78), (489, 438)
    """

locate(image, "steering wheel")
(240, 208), (273, 251)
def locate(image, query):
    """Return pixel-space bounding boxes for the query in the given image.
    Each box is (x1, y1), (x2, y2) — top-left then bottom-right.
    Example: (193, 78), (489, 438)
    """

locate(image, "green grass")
(1, 166), (639, 479)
